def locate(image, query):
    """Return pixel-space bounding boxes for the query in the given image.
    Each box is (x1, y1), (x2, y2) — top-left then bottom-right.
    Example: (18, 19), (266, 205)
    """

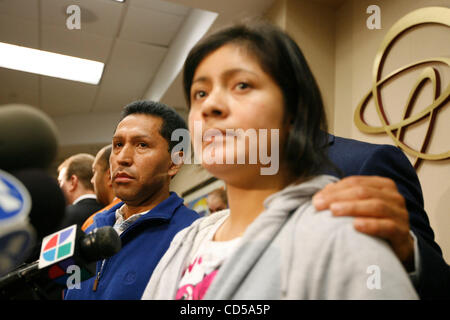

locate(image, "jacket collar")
(72, 193), (97, 205)
(94, 192), (184, 227)
(317, 130), (335, 147)
(327, 133), (335, 145)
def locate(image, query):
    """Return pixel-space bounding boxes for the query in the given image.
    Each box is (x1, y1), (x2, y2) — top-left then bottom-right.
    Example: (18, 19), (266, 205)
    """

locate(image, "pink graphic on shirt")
(181, 256), (202, 277)
(176, 255), (218, 300)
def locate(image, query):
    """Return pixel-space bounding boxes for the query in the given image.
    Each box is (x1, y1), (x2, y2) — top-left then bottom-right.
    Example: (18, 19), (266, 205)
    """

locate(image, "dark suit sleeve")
(60, 199), (103, 230)
(353, 144), (450, 299)
(59, 205), (77, 229)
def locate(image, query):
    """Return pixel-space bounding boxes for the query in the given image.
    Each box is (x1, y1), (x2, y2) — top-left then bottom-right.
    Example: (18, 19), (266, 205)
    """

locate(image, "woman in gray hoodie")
(141, 21), (418, 300)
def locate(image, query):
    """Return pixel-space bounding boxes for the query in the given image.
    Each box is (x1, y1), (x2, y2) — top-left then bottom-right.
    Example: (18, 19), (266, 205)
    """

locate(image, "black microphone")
(0, 104), (62, 275)
(78, 226), (121, 262)
(0, 226), (121, 298)
(11, 169), (67, 241)
(0, 104), (59, 171)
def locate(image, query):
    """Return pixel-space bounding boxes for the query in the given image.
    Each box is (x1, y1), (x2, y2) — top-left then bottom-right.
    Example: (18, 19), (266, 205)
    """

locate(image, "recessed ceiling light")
(0, 42), (105, 85)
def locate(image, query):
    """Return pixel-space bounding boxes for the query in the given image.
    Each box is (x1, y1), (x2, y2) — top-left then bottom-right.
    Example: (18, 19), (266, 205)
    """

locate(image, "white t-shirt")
(175, 221), (241, 300)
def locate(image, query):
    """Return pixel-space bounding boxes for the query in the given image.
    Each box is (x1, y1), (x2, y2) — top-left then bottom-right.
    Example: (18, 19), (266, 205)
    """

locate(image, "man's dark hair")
(183, 21), (338, 179)
(121, 100), (187, 152)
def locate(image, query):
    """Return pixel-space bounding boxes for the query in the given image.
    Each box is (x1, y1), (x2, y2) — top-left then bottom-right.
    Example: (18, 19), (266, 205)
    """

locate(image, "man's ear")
(168, 151), (184, 178)
(106, 168), (113, 187)
(69, 174), (78, 191)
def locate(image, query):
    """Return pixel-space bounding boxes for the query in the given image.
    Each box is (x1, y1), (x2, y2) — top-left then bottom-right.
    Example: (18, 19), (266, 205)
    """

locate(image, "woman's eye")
(193, 90), (207, 100)
(138, 142), (148, 148)
(236, 82), (250, 90)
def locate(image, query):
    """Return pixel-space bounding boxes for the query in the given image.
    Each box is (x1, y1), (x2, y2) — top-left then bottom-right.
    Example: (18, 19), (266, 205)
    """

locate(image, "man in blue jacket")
(314, 134), (450, 299)
(64, 100), (199, 300)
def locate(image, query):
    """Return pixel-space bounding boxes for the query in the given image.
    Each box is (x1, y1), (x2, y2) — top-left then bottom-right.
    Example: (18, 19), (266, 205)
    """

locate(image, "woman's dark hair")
(183, 21), (338, 179)
(121, 100), (187, 152)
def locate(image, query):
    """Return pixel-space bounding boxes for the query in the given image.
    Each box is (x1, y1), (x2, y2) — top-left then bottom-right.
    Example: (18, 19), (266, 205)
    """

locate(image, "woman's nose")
(201, 88), (229, 120)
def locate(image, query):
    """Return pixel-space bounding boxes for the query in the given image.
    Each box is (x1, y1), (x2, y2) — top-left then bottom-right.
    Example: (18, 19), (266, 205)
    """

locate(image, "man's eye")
(138, 142), (148, 148)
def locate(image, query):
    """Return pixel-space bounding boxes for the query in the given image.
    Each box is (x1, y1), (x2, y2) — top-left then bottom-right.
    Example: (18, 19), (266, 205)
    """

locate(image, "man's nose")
(114, 144), (133, 166)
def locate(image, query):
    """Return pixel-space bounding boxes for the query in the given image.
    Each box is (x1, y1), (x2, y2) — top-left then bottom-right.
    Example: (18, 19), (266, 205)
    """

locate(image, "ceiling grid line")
(37, 0), (43, 111)
(89, 0), (130, 113)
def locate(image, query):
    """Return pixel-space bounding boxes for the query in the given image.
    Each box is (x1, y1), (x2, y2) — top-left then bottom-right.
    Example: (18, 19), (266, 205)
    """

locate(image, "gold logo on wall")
(354, 7), (450, 169)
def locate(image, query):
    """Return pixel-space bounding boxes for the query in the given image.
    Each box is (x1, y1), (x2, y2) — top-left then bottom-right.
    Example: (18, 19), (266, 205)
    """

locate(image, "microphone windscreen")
(0, 104), (59, 171)
(11, 169), (66, 241)
(80, 226), (121, 263)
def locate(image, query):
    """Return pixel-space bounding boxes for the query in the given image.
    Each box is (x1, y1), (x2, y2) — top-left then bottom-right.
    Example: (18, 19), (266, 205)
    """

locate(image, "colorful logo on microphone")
(38, 225), (76, 269)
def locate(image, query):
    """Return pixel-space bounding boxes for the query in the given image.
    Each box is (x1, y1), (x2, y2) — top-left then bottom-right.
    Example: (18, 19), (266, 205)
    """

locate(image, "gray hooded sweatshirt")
(142, 175), (418, 299)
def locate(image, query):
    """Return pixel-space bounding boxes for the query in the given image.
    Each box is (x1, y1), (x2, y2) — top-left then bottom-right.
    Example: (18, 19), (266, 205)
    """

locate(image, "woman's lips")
(202, 129), (237, 146)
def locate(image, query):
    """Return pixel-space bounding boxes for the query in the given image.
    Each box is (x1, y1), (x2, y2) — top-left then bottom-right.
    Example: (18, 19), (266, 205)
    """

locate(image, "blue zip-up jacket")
(64, 192), (199, 300)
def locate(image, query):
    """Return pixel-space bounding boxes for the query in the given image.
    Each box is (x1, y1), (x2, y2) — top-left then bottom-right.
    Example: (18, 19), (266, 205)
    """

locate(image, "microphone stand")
(0, 261), (55, 300)
(0, 261), (39, 289)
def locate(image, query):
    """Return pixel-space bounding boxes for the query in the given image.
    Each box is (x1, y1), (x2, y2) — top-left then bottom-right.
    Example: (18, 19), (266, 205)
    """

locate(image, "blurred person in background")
(82, 145), (121, 231)
(58, 153), (103, 229)
(207, 188), (228, 214)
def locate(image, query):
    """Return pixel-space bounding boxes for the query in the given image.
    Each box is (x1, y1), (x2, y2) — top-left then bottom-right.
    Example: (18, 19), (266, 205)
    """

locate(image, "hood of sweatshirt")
(263, 175), (338, 214)
(142, 174), (338, 299)
(203, 174), (338, 299)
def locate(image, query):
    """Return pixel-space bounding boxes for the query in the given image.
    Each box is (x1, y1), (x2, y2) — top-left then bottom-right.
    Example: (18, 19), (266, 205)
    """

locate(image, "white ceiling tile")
(0, 68), (40, 109)
(159, 71), (187, 110)
(119, 5), (185, 46)
(129, 0), (190, 16)
(0, 13), (39, 48)
(40, 24), (113, 62)
(40, 77), (98, 116)
(93, 39), (167, 112)
(0, 0), (39, 21)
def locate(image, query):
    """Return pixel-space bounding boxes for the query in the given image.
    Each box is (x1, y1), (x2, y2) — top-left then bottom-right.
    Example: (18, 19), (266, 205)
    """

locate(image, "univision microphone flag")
(38, 225), (96, 286)
(38, 225), (76, 269)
